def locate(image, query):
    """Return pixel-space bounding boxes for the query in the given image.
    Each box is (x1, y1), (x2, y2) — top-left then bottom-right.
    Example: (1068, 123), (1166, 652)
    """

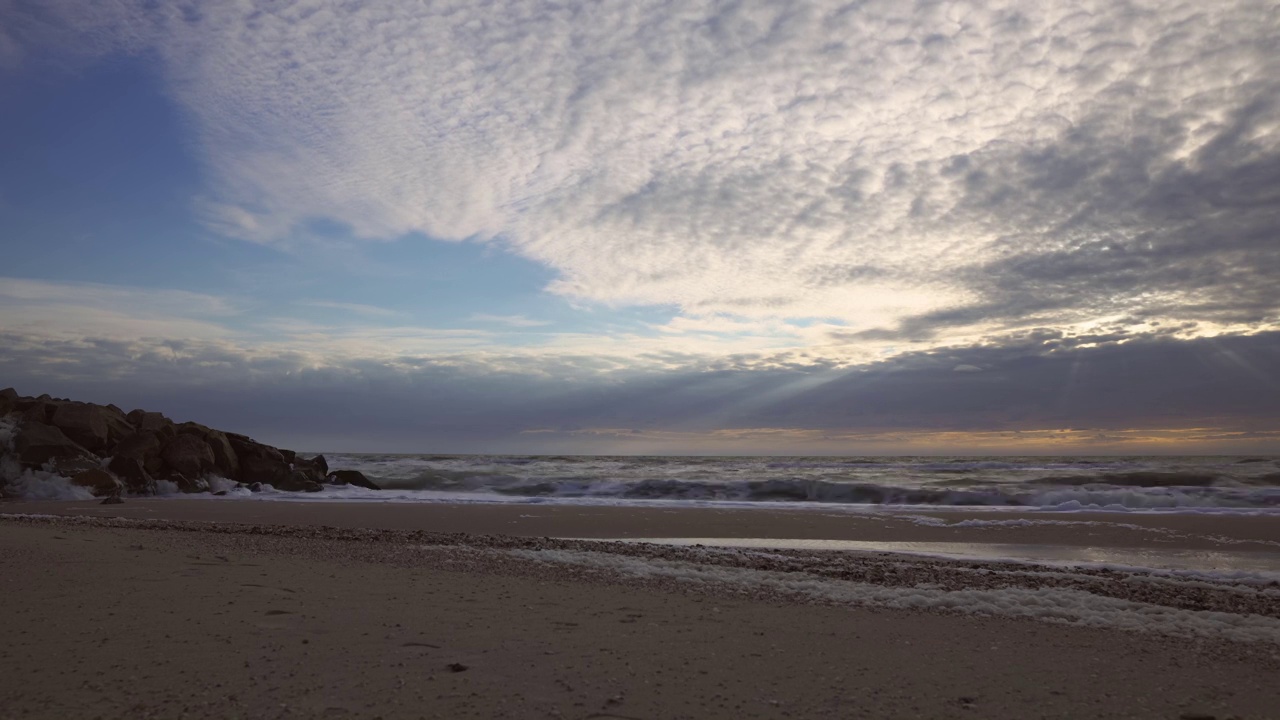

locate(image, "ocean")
(270, 453), (1280, 512)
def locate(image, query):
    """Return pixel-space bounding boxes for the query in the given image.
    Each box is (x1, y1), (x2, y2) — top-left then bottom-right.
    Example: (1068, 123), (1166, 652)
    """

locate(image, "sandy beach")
(2, 501), (1279, 719)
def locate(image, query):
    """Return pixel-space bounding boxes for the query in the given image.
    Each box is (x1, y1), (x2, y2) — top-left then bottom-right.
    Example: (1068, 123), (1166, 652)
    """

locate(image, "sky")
(0, 0), (1278, 454)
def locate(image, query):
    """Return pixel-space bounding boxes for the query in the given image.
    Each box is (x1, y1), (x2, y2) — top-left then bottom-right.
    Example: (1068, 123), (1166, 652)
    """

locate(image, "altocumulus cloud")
(12, 0), (1280, 339)
(3, 1), (1279, 451)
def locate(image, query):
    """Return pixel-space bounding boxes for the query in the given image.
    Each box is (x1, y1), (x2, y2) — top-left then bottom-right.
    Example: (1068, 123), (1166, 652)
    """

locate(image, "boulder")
(49, 456), (103, 476)
(279, 448), (297, 464)
(18, 399), (61, 425)
(0, 387), (17, 415)
(70, 468), (122, 497)
(14, 422), (94, 468)
(274, 469), (320, 492)
(290, 455), (328, 486)
(227, 434), (292, 487)
(111, 430), (165, 479)
(127, 411), (176, 440)
(296, 454), (329, 476)
(176, 423), (238, 478)
(170, 473), (210, 494)
(50, 402), (117, 455)
(113, 430), (162, 460)
(327, 470), (380, 490)
(160, 434), (215, 479)
(101, 495), (125, 505)
(107, 455), (157, 495)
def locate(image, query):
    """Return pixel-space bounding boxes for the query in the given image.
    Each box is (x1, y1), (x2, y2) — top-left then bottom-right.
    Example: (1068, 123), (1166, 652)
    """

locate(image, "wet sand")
(2, 502), (1279, 719)
(7, 497), (1280, 551)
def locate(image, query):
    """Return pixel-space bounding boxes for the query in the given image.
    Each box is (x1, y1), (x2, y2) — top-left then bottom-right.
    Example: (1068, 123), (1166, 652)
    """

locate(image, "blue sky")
(1, 1), (1278, 454)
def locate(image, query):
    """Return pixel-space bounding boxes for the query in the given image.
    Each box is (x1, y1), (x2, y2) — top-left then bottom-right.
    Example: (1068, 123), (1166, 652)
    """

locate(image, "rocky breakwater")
(0, 388), (379, 500)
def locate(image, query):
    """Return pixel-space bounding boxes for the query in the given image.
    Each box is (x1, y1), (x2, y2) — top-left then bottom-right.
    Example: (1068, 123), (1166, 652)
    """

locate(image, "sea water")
(261, 453), (1280, 512)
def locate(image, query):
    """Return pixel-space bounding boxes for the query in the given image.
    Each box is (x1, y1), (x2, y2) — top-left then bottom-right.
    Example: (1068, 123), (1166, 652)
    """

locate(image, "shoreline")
(3, 512), (1280, 719)
(6, 496), (1279, 550)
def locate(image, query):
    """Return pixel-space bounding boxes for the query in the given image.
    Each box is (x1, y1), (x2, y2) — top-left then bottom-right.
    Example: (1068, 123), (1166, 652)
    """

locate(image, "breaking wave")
(317, 454), (1280, 511)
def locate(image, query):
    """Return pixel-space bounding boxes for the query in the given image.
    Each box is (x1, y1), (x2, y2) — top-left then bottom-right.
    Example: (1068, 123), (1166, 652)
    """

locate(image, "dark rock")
(248, 482), (263, 492)
(327, 470), (380, 490)
(279, 449), (296, 464)
(276, 469), (324, 492)
(447, 663), (469, 673)
(129, 411), (175, 440)
(213, 490), (229, 496)
(50, 456), (105, 476)
(295, 454), (329, 477)
(107, 455), (157, 495)
(50, 402), (121, 454)
(100, 495), (125, 505)
(112, 430), (162, 461)
(290, 456), (328, 487)
(170, 473), (210, 494)
(14, 422), (93, 468)
(227, 434), (291, 487)
(176, 423), (239, 478)
(20, 403), (56, 424)
(161, 434), (215, 479)
(0, 387), (18, 415)
(70, 468), (122, 497)
(111, 430), (166, 478)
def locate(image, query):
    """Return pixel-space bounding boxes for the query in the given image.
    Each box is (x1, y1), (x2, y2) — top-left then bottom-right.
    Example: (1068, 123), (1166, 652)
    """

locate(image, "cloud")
(12, 0), (1278, 344)
(469, 314), (551, 328)
(2, 317), (1276, 452)
(297, 301), (403, 318)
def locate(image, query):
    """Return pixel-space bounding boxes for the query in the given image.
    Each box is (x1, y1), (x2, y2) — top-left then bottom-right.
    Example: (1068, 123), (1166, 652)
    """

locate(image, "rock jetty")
(0, 388), (378, 498)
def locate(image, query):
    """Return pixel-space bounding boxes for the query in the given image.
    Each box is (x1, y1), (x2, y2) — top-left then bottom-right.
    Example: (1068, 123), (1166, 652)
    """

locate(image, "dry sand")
(2, 501), (1279, 719)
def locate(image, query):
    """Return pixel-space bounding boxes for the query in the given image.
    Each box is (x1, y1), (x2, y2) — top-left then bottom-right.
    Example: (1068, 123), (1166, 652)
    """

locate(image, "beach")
(3, 500), (1279, 719)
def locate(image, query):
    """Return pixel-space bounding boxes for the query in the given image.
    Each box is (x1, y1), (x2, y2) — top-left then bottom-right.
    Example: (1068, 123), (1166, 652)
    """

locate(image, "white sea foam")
(512, 548), (1280, 644)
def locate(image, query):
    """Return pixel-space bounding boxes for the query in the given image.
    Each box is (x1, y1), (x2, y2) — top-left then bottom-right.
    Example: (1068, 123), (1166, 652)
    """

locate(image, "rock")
(447, 663), (469, 673)
(247, 482), (263, 492)
(14, 421), (93, 468)
(100, 495), (125, 505)
(227, 434), (291, 487)
(112, 430), (162, 461)
(160, 434), (215, 479)
(128, 411), (176, 440)
(170, 473), (210, 494)
(290, 455), (328, 486)
(212, 490), (229, 496)
(327, 470), (380, 490)
(176, 423), (238, 478)
(279, 448), (297, 464)
(107, 455), (157, 495)
(20, 403), (56, 424)
(49, 456), (104, 476)
(50, 402), (117, 454)
(0, 387), (18, 415)
(295, 454), (329, 477)
(111, 430), (166, 478)
(70, 468), (122, 497)
(276, 469), (324, 492)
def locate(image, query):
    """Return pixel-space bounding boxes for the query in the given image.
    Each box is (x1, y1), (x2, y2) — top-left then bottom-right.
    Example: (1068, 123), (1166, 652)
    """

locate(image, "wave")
(364, 469), (1280, 510)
